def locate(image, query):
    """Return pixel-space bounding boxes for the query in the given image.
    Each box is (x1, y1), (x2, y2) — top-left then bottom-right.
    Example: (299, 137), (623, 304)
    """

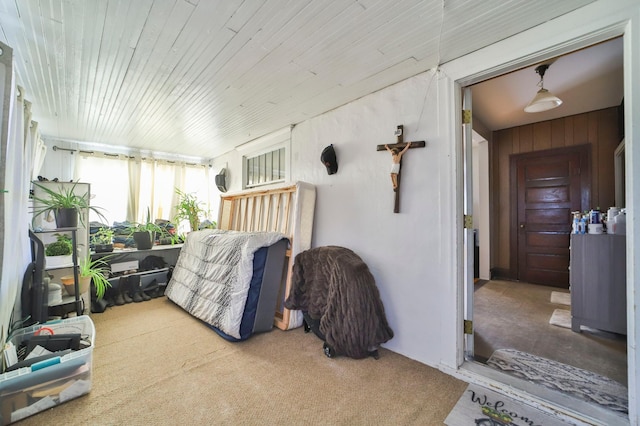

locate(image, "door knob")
(520, 224), (525, 228)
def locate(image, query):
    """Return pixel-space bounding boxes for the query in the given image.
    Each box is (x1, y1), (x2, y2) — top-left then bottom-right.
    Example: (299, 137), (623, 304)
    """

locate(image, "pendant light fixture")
(524, 64), (563, 113)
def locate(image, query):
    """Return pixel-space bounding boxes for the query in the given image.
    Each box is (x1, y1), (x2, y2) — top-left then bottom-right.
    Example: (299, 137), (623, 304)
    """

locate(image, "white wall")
(472, 137), (490, 280)
(290, 71), (457, 366)
(219, 70), (458, 367)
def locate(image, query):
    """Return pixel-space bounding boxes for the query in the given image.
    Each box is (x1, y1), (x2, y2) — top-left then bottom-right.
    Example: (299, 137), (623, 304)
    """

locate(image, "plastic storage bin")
(0, 316), (95, 425)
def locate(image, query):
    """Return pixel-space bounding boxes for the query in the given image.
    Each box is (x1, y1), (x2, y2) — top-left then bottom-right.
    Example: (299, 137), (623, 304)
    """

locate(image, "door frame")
(509, 145), (591, 281)
(440, 1), (639, 423)
(462, 87), (474, 360)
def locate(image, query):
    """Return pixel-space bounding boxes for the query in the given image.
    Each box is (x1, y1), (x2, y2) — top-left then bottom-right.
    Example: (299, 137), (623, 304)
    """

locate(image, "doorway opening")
(462, 36), (628, 419)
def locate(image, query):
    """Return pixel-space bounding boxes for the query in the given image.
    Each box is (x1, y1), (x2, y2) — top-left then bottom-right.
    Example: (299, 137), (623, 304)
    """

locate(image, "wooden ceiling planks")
(438, 1), (597, 64)
(126, 1), (250, 148)
(0, 0), (597, 158)
(101, 1), (193, 143)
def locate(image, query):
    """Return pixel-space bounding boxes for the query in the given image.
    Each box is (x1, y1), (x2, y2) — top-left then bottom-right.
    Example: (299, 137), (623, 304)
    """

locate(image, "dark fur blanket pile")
(284, 246), (394, 358)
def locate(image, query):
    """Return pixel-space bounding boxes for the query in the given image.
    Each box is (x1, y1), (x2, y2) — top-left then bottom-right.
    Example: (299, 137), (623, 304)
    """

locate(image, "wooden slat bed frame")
(217, 182), (316, 331)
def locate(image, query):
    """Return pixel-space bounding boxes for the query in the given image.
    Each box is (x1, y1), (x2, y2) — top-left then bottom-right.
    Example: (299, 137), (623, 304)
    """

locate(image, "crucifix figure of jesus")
(376, 125), (426, 213)
(385, 142), (411, 190)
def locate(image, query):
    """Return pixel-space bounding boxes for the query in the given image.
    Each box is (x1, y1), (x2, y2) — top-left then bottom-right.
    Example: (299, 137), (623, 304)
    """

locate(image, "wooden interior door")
(511, 146), (590, 288)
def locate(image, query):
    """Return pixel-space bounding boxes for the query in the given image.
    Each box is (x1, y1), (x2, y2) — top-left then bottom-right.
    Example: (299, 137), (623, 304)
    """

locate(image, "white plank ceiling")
(0, 0), (595, 159)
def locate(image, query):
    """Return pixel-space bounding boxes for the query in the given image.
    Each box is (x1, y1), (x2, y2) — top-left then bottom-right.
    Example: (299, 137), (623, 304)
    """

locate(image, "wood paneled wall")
(490, 107), (621, 278)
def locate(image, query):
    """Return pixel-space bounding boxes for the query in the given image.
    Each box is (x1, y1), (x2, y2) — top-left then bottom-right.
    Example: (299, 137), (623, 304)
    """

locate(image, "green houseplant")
(174, 188), (207, 232)
(156, 221), (184, 245)
(92, 227), (114, 253)
(61, 255), (112, 299)
(44, 233), (73, 268)
(80, 255), (112, 299)
(32, 181), (107, 228)
(128, 208), (162, 250)
(45, 233), (72, 256)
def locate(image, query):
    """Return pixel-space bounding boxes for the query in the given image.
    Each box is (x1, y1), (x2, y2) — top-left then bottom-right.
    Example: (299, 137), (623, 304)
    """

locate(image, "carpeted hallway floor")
(17, 297), (468, 425)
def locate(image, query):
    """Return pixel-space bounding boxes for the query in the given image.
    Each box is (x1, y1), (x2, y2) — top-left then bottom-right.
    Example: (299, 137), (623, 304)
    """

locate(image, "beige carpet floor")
(18, 297), (468, 425)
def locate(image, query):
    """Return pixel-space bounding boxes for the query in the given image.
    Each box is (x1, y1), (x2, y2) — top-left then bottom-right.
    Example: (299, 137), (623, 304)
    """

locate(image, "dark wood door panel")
(526, 186), (571, 203)
(524, 161), (570, 180)
(526, 232), (570, 249)
(525, 208), (572, 225)
(527, 269), (570, 287)
(511, 145), (590, 288)
(527, 253), (570, 270)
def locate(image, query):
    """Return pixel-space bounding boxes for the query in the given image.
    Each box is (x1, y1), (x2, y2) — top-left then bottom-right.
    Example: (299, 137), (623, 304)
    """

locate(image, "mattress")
(211, 239), (288, 341)
(165, 229), (288, 340)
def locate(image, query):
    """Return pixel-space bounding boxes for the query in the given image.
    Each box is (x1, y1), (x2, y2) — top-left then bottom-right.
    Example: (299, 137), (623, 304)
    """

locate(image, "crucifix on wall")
(376, 125), (425, 213)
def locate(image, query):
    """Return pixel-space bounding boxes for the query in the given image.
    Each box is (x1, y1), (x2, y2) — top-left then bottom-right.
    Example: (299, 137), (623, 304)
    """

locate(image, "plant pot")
(55, 207), (78, 228)
(133, 231), (155, 250)
(45, 255), (73, 268)
(61, 275), (91, 296)
(94, 243), (113, 253)
(159, 237), (173, 245)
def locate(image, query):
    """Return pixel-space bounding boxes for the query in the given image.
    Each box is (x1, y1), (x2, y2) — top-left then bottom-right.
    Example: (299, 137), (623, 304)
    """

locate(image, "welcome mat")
(487, 348), (628, 414)
(445, 383), (570, 425)
(549, 308), (571, 329)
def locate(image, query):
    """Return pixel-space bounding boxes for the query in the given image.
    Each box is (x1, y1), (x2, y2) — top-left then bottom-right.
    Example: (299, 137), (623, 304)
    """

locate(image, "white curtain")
(29, 121), (47, 181)
(75, 153), (129, 226)
(184, 164), (213, 221)
(127, 158), (141, 223)
(73, 154), (211, 228)
(1, 82), (34, 335)
(22, 100), (47, 181)
(138, 159), (209, 228)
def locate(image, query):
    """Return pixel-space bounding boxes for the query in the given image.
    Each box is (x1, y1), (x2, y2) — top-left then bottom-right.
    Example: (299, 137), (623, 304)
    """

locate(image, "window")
(76, 155), (129, 225)
(75, 154), (212, 227)
(240, 127), (291, 189)
(245, 147), (285, 187)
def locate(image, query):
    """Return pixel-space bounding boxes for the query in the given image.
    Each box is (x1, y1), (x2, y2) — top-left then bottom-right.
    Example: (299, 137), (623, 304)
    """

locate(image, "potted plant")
(156, 220), (184, 245)
(44, 233), (73, 268)
(174, 188), (207, 232)
(61, 255), (112, 298)
(32, 180), (107, 228)
(128, 208), (162, 250)
(92, 226), (114, 253)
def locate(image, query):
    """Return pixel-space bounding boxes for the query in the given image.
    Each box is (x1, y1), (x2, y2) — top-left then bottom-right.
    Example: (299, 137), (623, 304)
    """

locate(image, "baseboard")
(490, 267), (514, 280)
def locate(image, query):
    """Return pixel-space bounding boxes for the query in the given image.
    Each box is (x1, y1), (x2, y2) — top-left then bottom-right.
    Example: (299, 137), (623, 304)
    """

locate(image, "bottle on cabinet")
(611, 209), (626, 235)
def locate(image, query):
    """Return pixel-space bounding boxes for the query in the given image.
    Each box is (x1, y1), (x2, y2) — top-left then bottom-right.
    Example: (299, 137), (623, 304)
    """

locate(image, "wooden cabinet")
(570, 234), (626, 335)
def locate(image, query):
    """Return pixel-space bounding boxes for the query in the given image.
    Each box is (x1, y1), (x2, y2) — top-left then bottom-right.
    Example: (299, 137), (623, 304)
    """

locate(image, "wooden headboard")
(217, 182), (316, 330)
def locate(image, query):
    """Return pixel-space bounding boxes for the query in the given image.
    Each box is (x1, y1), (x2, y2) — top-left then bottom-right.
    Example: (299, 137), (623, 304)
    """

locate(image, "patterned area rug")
(445, 384), (571, 425)
(487, 349), (628, 414)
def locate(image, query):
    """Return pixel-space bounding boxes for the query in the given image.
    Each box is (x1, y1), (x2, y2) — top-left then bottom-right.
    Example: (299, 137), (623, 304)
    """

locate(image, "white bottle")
(613, 209), (626, 235)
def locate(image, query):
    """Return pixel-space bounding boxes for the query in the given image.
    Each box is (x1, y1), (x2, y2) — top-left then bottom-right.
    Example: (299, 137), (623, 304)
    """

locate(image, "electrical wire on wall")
(415, 0), (446, 135)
